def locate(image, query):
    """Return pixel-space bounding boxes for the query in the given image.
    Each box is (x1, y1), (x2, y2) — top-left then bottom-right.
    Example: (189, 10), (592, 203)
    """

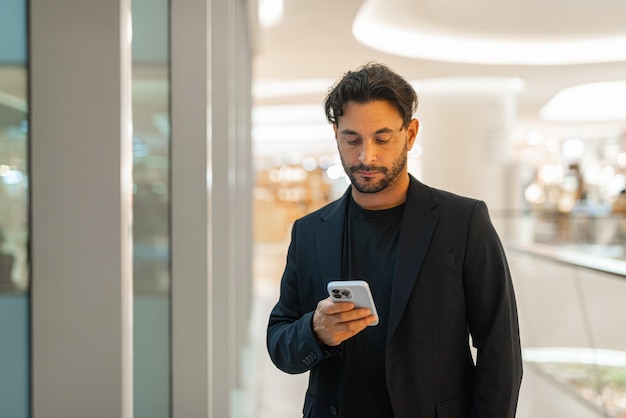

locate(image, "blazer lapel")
(315, 189), (349, 285)
(387, 176), (439, 344)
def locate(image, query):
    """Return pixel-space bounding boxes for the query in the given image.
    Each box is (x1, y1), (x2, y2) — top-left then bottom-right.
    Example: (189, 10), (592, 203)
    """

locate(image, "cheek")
(338, 145), (358, 161)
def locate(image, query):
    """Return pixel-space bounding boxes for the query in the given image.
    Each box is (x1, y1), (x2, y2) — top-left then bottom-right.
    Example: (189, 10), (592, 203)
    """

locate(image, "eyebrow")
(339, 127), (399, 136)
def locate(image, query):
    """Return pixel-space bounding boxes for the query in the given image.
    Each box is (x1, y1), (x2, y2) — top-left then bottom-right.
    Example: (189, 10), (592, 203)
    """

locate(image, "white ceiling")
(251, 0), (626, 154)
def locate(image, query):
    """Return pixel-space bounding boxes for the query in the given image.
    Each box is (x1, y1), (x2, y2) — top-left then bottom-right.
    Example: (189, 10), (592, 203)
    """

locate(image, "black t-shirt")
(340, 195), (404, 417)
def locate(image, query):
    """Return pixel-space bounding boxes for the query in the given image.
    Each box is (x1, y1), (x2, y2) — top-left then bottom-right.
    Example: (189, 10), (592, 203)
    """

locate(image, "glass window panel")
(0, 0), (30, 417)
(131, 0), (171, 416)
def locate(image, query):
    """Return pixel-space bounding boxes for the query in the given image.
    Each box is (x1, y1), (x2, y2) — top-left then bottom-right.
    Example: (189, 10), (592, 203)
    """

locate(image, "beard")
(341, 145), (408, 194)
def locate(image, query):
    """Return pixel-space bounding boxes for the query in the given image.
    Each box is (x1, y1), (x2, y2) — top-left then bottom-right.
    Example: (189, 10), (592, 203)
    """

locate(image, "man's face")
(334, 100), (418, 194)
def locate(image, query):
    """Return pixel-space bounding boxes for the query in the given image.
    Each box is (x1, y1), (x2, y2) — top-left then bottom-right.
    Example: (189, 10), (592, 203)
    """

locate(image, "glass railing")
(497, 213), (626, 417)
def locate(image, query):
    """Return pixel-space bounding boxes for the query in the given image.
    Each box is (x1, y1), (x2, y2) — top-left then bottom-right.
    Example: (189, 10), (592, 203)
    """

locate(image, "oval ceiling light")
(540, 81), (626, 122)
(412, 77), (525, 94)
(353, 0), (626, 65)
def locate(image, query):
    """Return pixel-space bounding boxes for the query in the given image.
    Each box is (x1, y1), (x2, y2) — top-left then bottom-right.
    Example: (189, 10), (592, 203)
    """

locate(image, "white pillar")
(30, 1), (133, 417)
(234, 0), (254, 389)
(211, 0), (238, 415)
(418, 78), (520, 211)
(171, 0), (211, 416)
(171, 0), (253, 417)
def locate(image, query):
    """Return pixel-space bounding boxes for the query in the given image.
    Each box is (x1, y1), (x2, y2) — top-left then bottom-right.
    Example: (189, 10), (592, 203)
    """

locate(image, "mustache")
(348, 164), (387, 174)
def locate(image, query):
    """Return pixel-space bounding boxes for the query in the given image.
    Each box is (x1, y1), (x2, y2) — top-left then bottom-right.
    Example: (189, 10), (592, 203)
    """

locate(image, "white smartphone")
(327, 280), (379, 326)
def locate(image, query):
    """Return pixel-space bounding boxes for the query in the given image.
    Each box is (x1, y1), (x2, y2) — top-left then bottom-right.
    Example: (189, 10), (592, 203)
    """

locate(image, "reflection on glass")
(0, 63), (28, 291)
(132, 0), (171, 416)
(525, 347), (626, 417)
(0, 0), (29, 416)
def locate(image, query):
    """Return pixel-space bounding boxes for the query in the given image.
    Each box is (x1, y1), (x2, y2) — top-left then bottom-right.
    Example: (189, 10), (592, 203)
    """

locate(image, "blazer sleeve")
(266, 220), (335, 374)
(463, 201), (523, 418)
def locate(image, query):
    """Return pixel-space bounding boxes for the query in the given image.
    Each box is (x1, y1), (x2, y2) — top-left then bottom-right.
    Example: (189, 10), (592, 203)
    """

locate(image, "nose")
(359, 140), (377, 164)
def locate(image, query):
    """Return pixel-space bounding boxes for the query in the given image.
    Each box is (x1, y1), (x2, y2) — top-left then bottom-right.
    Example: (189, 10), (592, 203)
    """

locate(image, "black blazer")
(267, 175), (522, 418)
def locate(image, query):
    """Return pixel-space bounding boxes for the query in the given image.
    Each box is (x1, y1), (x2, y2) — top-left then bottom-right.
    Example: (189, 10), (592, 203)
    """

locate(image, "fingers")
(318, 297), (353, 314)
(317, 297), (372, 324)
(318, 314), (374, 346)
(312, 298), (376, 347)
(318, 297), (371, 317)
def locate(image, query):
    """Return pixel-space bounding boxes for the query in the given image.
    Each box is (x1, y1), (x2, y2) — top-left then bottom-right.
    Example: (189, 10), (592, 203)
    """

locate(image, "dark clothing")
(340, 196), (403, 416)
(267, 175), (523, 418)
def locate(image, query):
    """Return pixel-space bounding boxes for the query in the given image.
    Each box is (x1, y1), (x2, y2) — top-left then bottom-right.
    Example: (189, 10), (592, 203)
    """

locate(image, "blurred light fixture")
(545, 139), (560, 153)
(0, 165), (24, 185)
(603, 166), (616, 181)
(524, 130), (545, 146)
(302, 157), (318, 171)
(538, 164), (564, 185)
(258, 0), (284, 28)
(609, 173), (626, 195)
(524, 182), (545, 204)
(318, 155), (334, 170)
(253, 124), (329, 142)
(253, 104), (326, 125)
(252, 105), (336, 156)
(562, 139), (585, 159)
(326, 165), (345, 181)
(353, 0), (626, 65)
(540, 81), (626, 122)
(252, 104), (330, 142)
(253, 78), (335, 99)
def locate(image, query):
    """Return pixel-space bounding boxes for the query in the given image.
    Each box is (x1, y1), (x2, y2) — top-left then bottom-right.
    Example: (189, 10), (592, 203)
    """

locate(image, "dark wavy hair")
(323, 62), (418, 128)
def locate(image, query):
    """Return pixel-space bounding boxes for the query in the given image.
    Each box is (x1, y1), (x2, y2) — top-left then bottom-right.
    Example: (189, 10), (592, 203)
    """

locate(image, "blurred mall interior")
(1, 0), (626, 417)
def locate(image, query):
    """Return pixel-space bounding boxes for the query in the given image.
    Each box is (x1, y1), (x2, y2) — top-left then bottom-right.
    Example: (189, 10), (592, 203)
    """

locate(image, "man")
(267, 62), (522, 417)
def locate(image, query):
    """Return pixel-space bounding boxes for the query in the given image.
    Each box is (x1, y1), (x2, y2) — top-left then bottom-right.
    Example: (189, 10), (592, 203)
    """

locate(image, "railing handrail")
(505, 241), (626, 278)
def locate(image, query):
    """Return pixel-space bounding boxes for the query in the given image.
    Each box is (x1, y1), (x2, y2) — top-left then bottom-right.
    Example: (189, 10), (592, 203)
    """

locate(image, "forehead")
(337, 100), (402, 130)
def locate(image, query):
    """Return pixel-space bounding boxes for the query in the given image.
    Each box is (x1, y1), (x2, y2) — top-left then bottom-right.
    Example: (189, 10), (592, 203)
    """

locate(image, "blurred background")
(251, 2), (626, 417)
(1, 0), (626, 417)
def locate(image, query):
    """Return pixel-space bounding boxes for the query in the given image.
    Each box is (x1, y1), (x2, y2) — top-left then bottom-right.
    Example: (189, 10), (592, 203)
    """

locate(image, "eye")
(344, 136), (361, 145)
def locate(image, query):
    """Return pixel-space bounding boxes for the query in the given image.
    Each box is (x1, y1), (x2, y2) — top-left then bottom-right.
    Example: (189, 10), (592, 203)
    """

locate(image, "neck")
(351, 173), (410, 210)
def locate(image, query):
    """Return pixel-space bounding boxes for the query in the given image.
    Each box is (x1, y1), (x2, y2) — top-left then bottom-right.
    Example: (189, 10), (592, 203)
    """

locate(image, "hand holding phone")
(327, 280), (379, 326)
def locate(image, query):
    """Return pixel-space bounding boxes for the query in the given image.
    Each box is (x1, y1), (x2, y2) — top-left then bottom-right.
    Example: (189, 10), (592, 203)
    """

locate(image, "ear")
(333, 124), (339, 140)
(406, 118), (419, 151)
